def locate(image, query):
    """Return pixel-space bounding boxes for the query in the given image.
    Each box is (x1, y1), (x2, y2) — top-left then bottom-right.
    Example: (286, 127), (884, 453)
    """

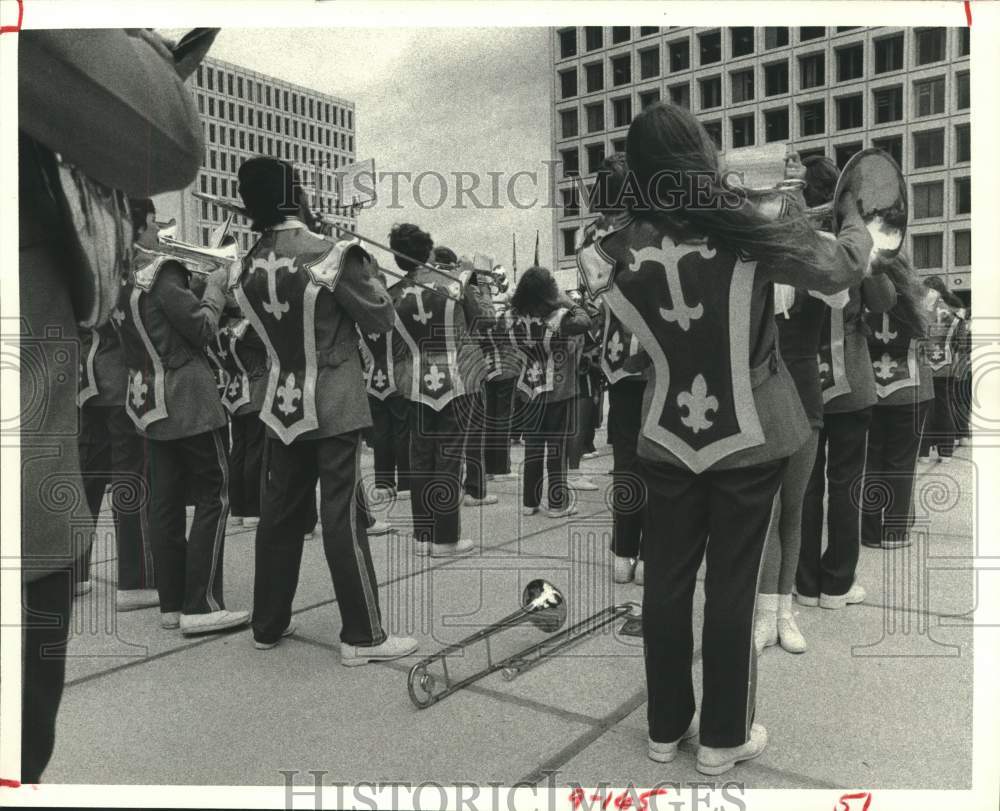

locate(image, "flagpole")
(533, 230), (539, 267)
(512, 232), (518, 284)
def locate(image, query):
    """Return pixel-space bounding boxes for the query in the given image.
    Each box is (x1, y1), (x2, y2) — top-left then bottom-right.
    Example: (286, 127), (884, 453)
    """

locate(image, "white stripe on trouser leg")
(204, 429), (230, 613)
(349, 433), (381, 639)
(745, 489), (781, 740)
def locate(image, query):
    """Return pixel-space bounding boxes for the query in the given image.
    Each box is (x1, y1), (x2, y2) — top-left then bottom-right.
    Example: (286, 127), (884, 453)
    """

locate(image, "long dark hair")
(510, 266), (560, 319)
(923, 275), (964, 309)
(626, 102), (825, 269)
(872, 252), (929, 337)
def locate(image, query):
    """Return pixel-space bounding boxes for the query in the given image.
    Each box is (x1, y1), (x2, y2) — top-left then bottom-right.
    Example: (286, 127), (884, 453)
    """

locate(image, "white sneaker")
(179, 609), (250, 636)
(819, 581), (866, 610)
(341, 634), (419, 667)
(74, 580), (93, 597)
(582, 451), (600, 460)
(367, 520), (392, 536)
(491, 473), (518, 482)
(696, 723), (768, 775)
(794, 592), (819, 607)
(938, 456), (954, 464)
(633, 560), (645, 586)
(777, 595), (807, 653)
(253, 620), (297, 650)
(567, 476), (599, 491)
(522, 506), (539, 516)
(754, 594), (779, 654)
(613, 556), (636, 584)
(116, 589), (160, 612)
(648, 712), (700, 763)
(546, 506), (578, 519)
(430, 539), (475, 557)
(917, 456), (932, 464)
(160, 611), (181, 630)
(242, 517), (260, 528)
(463, 494), (499, 507)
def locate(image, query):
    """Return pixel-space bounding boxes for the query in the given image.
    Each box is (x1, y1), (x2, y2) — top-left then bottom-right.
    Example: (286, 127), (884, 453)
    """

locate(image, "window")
(611, 137), (627, 154)
(640, 27), (659, 36)
(703, 121), (722, 149)
(560, 69), (577, 99)
(561, 188), (579, 217)
(832, 142), (861, 170)
(669, 83), (690, 109)
(640, 47), (660, 79)
(837, 27), (860, 32)
(764, 27), (789, 49)
(916, 28), (946, 65)
(639, 89), (661, 109)
(764, 61), (789, 96)
(731, 27), (754, 57)
(731, 114), (755, 148)
(585, 62), (604, 92)
(800, 101), (825, 136)
(227, 73), (234, 95)
(561, 148), (580, 177)
(800, 53), (825, 89)
(874, 34), (904, 73)
(700, 76), (722, 109)
(669, 39), (690, 72)
(612, 54), (632, 86)
(562, 229), (578, 258)
(196, 66), (204, 87)
(914, 77), (945, 117)
(586, 102), (604, 133)
(560, 109), (579, 138)
(873, 86), (903, 124)
(837, 44), (863, 81)
(912, 233), (943, 268)
(237, 77), (244, 98)
(585, 27), (603, 51)
(765, 107), (789, 142)
(208, 123), (216, 143)
(956, 71), (969, 110)
(798, 148), (826, 162)
(199, 174), (207, 193)
(955, 177), (970, 215)
(955, 124), (970, 162)
(587, 142), (606, 174)
(197, 94), (204, 113)
(612, 27), (631, 44)
(210, 176), (218, 195)
(731, 69), (754, 103)
(800, 27), (825, 41)
(954, 230), (971, 266)
(912, 181), (944, 218)
(612, 96), (632, 128)
(699, 31), (722, 65)
(239, 131), (245, 150)
(208, 97), (215, 117)
(958, 28), (970, 57)
(266, 86), (271, 106)
(913, 129), (944, 168)
(836, 95), (863, 130)
(206, 67), (214, 91)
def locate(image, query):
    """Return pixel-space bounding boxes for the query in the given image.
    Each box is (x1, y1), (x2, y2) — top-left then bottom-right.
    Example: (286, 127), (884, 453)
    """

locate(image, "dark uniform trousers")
(229, 410), (266, 518)
(862, 401), (931, 546)
(146, 428), (230, 615)
(369, 393), (411, 493)
(408, 400), (468, 545)
(77, 404), (155, 590)
(608, 380), (646, 559)
(639, 457), (785, 749)
(253, 431), (386, 646)
(798, 408), (872, 598)
(462, 388), (488, 499)
(484, 376), (516, 475)
(920, 378), (957, 458)
(522, 399), (571, 511)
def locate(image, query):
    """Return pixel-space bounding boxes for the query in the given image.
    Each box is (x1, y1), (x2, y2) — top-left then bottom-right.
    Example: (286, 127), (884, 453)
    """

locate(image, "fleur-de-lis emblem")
(607, 331), (624, 363)
(251, 251), (298, 321)
(128, 371), (148, 408)
(526, 361), (543, 383)
(629, 237), (704, 332)
(372, 369), (387, 389)
(404, 287), (432, 325)
(227, 379), (241, 397)
(424, 364), (446, 392)
(276, 372), (302, 415)
(873, 353), (898, 381)
(677, 374), (718, 434)
(110, 308), (126, 329)
(931, 346), (944, 361)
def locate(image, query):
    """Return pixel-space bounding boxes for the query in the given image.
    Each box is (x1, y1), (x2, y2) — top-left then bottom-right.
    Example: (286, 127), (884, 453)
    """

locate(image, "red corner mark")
(0, 778), (22, 788)
(834, 792), (873, 811)
(964, 0), (972, 27)
(0, 0), (25, 34)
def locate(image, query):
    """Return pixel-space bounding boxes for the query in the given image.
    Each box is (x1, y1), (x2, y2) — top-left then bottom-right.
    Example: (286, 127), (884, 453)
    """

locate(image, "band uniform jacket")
(505, 305), (594, 404)
(577, 212), (872, 474)
(865, 308), (934, 408)
(923, 289), (966, 380)
(78, 321), (129, 407)
(235, 219), (395, 442)
(18, 29), (203, 582)
(118, 252), (229, 441)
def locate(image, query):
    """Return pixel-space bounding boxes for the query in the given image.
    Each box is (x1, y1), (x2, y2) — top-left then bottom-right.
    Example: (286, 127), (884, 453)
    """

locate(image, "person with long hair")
(918, 275), (967, 463)
(508, 267), (594, 517)
(861, 253), (933, 549)
(576, 102), (872, 774)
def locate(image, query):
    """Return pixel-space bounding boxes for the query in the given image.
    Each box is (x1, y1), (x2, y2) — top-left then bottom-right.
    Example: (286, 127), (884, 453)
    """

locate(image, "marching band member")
(861, 253), (932, 549)
(234, 157), (417, 663)
(387, 226), (493, 556)
(508, 268), (594, 518)
(917, 276), (966, 463)
(483, 269), (521, 481)
(76, 321), (159, 609)
(796, 157), (897, 612)
(566, 291), (602, 493)
(118, 198), (249, 636)
(576, 102), (871, 774)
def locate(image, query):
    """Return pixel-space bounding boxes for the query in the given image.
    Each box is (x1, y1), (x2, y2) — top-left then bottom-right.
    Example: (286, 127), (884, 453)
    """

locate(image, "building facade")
(156, 55), (358, 252)
(549, 26), (971, 298)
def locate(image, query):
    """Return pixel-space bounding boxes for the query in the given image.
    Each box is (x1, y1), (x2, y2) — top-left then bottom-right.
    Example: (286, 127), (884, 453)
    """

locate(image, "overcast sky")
(186, 27), (555, 272)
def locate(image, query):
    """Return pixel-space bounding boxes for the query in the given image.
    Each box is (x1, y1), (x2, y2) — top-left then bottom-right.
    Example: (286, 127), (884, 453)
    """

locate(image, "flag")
(209, 213), (233, 248)
(533, 230), (540, 266)
(574, 175), (593, 251)
(512, 233), (518, 282)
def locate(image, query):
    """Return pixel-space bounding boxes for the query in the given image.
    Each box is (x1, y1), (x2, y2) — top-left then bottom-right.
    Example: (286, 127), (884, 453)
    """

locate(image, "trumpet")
(153, 236), (240, 276)
(406, 579), (641, 709)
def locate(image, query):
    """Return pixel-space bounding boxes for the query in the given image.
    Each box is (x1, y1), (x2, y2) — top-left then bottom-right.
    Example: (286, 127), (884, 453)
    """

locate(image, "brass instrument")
(154, 236), (240, 276)
(406, 580), (641, 709)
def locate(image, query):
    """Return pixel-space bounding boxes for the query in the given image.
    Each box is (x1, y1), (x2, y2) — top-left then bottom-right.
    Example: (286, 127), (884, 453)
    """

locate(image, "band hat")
(238, 155), (301, 217)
